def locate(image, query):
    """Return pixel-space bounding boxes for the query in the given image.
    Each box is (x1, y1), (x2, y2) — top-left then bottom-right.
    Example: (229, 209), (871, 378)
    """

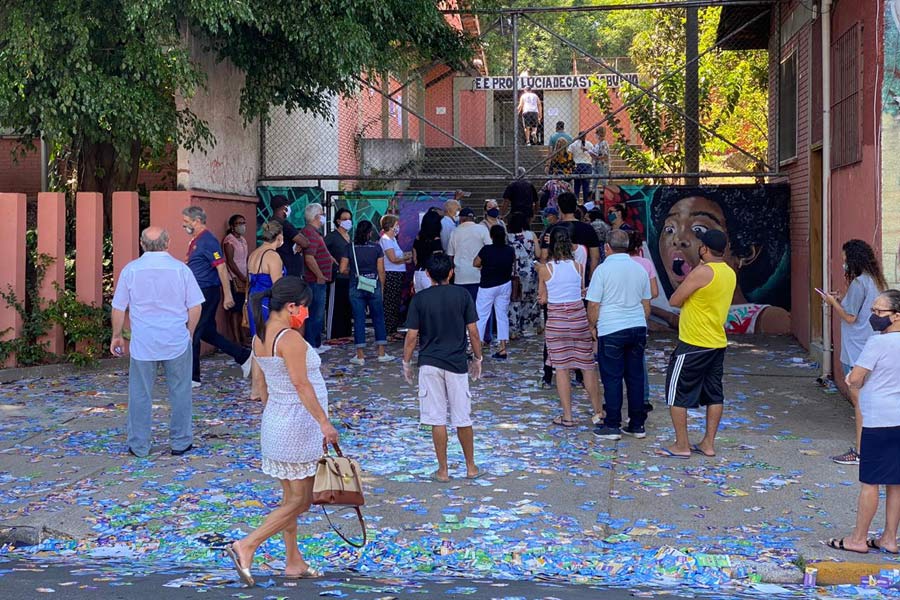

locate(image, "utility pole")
(684, 6), (700, 185)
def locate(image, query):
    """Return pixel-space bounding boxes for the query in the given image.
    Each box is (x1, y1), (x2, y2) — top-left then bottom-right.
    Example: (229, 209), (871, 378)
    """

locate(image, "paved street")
(0, 333), (893, 597)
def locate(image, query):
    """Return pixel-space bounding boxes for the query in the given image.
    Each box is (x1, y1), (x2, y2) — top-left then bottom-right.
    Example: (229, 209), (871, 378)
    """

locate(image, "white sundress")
(255, 329), (329, 480)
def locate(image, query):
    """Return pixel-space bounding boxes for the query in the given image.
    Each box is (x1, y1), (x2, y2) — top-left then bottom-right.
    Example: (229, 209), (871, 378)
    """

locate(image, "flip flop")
(552, 415), (576, 428)
(284, 567), (323, 579)
(224, 543), (255, 586)
(827, 537), (869, 554)
(867, 539), (900, 554)
(429, 472), (451, 483)
(655, 448), (690, 460)
(466, 471), (487, 480)
(691, 444), (716, 457)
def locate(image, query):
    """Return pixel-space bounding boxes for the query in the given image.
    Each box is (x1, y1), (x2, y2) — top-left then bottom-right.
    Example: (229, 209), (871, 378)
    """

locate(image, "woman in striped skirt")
(537, 228), (602, 427)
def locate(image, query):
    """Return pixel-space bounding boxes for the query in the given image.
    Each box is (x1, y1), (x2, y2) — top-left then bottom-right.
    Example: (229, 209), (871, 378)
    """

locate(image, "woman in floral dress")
(506, 212), (541, 339)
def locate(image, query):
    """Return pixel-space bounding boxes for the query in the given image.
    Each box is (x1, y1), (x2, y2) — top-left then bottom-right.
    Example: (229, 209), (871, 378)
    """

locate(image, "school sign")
(467, 73), (639, 91)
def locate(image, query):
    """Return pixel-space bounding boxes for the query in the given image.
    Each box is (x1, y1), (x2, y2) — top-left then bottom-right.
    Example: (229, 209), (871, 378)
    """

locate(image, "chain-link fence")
(259, 1), (779, 203)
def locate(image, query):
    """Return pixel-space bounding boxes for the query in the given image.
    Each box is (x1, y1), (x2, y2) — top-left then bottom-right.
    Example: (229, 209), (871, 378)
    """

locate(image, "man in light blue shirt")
(111, 226), (204, 458)
(547, 121), (573, 148)
(586, 229), (651, 440)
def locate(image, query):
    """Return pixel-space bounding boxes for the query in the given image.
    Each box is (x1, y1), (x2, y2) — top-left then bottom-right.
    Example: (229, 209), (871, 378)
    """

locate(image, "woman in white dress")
(226, 276), (339, 587)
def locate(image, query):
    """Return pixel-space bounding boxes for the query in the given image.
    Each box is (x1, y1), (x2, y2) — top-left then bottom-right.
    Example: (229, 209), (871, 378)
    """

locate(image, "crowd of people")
(109, 183), (900, 580)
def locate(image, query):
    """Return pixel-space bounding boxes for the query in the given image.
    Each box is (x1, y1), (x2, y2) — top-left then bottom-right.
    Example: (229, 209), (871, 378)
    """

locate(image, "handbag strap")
(351, 243), (361, 278)
(322, 438), (344, 457)
(320, 505), (367, 548)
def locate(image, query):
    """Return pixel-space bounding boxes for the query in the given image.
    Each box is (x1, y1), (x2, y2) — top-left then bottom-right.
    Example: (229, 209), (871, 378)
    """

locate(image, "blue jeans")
(304, 282), (326, 348)
(349, 281), (388, 348)
(573, 163), (592, 202)
(128, 344), (192, 456)
(598, 326), (648, 429)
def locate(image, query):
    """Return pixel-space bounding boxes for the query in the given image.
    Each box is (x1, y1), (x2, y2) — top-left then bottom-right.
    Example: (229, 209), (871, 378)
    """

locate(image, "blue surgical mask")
(487, 208), (500, 218)
(340, 219), (352, 230)
(284, 206), (292, 219)
(608, 212), (617, 222)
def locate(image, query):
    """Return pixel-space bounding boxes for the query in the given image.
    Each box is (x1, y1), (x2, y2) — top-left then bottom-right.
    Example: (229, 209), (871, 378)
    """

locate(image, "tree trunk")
(78, 140), (142, 231)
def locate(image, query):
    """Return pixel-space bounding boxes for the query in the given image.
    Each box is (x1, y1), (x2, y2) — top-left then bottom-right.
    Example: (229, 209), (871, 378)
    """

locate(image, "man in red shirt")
(301, 203), (334, 352)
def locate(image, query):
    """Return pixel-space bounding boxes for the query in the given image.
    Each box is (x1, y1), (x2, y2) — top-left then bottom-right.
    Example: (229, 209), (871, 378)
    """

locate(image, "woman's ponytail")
(251, 289), (274, 342)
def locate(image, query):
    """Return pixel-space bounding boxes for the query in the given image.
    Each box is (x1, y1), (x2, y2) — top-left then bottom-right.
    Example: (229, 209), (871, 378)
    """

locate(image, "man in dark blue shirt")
(182, 206), (252, 386)
(270, 195), (309, 278)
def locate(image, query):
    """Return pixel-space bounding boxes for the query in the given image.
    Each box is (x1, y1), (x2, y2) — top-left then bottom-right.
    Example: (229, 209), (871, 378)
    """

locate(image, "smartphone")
(814, 287), (827, 297)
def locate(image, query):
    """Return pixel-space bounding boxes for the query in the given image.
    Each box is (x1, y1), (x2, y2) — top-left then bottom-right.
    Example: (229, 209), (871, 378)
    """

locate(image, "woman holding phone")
(821, 239), (887, 465)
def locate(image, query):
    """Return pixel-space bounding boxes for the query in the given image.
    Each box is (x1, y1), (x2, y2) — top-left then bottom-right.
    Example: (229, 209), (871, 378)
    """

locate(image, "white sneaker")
(349, 356), (365, 366)
(191, 380), (201, 389)
(241, 356), (253, 378)
(377, 354), (396, 363)
(315, 346), (331, 354)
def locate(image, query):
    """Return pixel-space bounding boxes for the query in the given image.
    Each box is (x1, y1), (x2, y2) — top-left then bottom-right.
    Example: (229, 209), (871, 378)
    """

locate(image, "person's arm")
(537, 96), (543, 121)
(291, 230), (309, 250)
(650, 276), (659, 299)
(186, 304), (201, 337)
(587, 247), (600, 279)
(110, 308), (127, 356)
(280, 331), (338, 443)
(642, 298), (651, 320)
(846, 365), (871, 390)
(384, 247), (405, 264)
(402, 328), (419, 384)
(473, 255), (483, 268)
(304, 253), (326, 284)
(251, 349), (268, 404)
(537, 264), (549, 304)
(586, 301), (599, 340)
(517, 96), (524, 115)
(824, 292), (858, 324)
(377, 257), (385, 289)
(223, 242), (246, 285)
(669, 264), (714, 308)
(268, 253), (284, 284)
(216, 263), (235, 310)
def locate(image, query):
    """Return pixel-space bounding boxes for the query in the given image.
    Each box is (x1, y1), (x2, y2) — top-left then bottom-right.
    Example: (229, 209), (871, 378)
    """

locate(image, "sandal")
(552, 415), (576, 428)
(867, 539), (900, 554)
(492, 351), (508, 360)
(826, 537), (869, 554)
(284, 567), (323, 579)
(224, 543), (255, 586)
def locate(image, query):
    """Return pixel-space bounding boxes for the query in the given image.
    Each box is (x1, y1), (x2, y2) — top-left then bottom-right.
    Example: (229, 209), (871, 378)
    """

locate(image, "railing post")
(112, 192), (140, 284)
(75, 192), (104, 307)
(37, 192), (66, 355)
(0, 193), (27, 368)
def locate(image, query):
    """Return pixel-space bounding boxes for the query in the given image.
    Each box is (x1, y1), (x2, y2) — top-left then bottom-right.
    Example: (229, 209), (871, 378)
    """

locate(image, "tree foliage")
(0, 0), (472, 195)
(588, 7), (769, 176)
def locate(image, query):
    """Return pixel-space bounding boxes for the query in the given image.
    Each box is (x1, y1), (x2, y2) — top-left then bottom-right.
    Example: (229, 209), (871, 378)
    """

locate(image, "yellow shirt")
(679, 262), (737, 349)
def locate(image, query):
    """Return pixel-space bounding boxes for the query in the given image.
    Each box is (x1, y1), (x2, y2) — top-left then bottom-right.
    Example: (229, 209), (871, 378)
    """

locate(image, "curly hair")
(843, 239), (887, 291)
(649, 186), (791, 307)
(549, 227), (574, 262)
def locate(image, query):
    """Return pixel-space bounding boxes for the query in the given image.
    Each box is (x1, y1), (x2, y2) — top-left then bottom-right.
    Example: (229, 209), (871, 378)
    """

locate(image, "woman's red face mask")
(290, 305), (309, 329)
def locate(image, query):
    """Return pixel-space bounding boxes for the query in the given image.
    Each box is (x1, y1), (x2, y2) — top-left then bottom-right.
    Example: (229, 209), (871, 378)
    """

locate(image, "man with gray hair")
(586, 228), (652, 440)
(182, 206), (252, 386)
(300, 202), (334, 351)
(441, 197), (461, 252)
(111, 227), (204, 457)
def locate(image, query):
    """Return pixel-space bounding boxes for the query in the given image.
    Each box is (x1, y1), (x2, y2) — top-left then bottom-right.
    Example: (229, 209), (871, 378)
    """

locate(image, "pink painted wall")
(0, 193), (26, 367)
(459, 89), (487, 147)
(579, 88), (634, 144)
(425, 71), (454, 148)
(0, 140), (41, 197)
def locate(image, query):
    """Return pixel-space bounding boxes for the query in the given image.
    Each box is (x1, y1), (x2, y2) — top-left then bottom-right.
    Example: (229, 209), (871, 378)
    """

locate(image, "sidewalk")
(0, 333), (894, 593)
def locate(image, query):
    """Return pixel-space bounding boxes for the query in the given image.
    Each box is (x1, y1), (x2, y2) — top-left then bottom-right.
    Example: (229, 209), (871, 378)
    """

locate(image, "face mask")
(290, 305), (309, 329)
(315, 215), (324, 228)
(842, 263), (849, 272)
(870, 313), (894, 332)
(392, 226), (400, 236)
(487, 208), (500, 218)
(284, 206), (292, 219)
(340, 219), (352, 230)
(608, 212), (617, 222)
(235, 224), (246, 235)
(183, 224), (194, 235)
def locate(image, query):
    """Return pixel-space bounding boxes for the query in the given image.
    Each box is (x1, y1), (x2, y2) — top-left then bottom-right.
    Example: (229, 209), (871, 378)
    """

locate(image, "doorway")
(492, 91), (545, 146)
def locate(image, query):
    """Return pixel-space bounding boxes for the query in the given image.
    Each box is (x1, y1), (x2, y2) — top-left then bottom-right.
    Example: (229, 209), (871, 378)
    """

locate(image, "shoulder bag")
(351, 243), (378, 293)
(312, 439), (367, 547)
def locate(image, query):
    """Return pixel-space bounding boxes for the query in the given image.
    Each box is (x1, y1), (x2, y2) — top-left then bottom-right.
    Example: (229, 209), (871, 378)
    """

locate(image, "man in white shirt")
(447, 207), (491, 303)
(440, 198), (461, 252)
(517, 87), (542, 145)
(111, 226), (204, 458)
(586, 229), (652, 441)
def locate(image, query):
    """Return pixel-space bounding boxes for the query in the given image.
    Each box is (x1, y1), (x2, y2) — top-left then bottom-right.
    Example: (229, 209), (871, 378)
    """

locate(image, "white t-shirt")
(568, 140), (595, 165)
(585, 253), (651, 337)
(857, 332), (900, 428)
(447, 222), (491, 285)
(521, 92), (539, 113)
(380, 235), (406, 273)
(111, 252), (205, 361)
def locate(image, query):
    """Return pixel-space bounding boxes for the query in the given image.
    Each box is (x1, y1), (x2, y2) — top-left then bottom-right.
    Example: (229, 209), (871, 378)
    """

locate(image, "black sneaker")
(831, 448), (859, 465)
(171, 444), (193, 456)
(592, 426), (622, 440)
(644, 402), (654, 413)
(622, 425), (647, 439)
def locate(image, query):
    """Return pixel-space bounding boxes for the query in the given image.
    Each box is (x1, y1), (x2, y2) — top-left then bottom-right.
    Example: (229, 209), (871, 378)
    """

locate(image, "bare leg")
(278, 480), (311, 575)
(695, 404), (723, 456)
(879, 485), (900, 553)
(554, 368), (573, 421)
(356, 348), (365, 359)
(851, 388), (862, 452)
(233, 478), (312, 568)
(431, 425), (450, 481)
(662, 406), (691, 456)
(457, 426), (479, 478)
(844, 483), (880, 552)
(582, 368), (603, 419)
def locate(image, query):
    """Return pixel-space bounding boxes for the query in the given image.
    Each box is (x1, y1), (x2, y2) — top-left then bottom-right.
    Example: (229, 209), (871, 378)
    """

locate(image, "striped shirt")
(301, 226), (333, 282)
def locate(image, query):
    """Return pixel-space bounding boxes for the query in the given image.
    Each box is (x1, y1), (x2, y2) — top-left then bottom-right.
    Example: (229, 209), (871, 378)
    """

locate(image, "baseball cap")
(459, 207), (476, 218)
(542, 206), (559, 217)
(698, 229), (728, 253)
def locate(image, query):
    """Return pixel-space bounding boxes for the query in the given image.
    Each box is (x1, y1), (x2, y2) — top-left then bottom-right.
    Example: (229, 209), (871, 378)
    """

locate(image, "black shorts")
(523, 111), (540, 127)
(665, 341), (726, 408)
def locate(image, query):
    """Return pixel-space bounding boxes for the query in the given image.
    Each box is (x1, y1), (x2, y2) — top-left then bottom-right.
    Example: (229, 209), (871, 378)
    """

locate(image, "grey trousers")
(127, 345), (192, 457)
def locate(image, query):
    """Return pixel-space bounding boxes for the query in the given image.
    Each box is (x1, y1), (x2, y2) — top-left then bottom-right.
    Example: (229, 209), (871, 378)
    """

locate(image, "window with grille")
(831, 23), (862, 169)
(779, 52), (797, 163)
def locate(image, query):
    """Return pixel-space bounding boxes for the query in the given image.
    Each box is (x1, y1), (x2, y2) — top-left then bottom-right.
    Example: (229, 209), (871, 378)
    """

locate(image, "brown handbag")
(510, 275), (522, 303)
(312, 440), (367, 547)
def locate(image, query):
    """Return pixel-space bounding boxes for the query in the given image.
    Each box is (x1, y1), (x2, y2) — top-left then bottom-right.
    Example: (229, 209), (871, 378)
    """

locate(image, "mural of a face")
(658, 195), (729, 286)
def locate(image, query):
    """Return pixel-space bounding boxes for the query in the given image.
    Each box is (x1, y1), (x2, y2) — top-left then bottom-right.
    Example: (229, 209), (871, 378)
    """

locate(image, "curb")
(0, 525), (52, 547)
(0, 358), (128, 383)
(810, 560), (898, 585)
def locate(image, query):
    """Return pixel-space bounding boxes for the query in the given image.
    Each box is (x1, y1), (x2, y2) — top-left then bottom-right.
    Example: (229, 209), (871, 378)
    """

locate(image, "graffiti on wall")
(599, 184), (792, 335)
(882, 1), (900, 285)
(255, 186), (324, 242)
(395, 191), (455, 252)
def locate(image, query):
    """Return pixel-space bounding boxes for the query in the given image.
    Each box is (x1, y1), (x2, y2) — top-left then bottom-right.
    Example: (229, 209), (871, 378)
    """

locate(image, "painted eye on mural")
(691, 224), (709, 235)
(663, 224), (676, 235)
